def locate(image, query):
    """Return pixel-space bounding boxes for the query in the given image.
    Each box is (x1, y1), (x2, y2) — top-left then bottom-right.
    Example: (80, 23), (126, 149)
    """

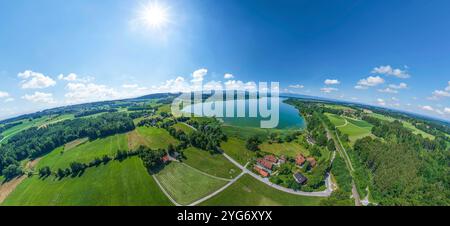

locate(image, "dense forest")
(0, 113), (135, 180)
(353, 117), (449, 205)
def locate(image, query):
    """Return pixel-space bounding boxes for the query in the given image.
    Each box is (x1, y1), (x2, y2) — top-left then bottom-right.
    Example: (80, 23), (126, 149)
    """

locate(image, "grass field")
(222, 125), (270, 140)
(259, 141), (309, 158)
(326, 113), (373, 145)
(155, 162), (227, 205)
(172, 122), (195, 135)
(325, 113), (346, 127)
(130, 127), (179, 150)
(182, 147), (241, 179)
(220, 137), (256, 165)
(200, 174), (324, 206)
(37, 134), (128, 170)
(2, 157), (172, 206)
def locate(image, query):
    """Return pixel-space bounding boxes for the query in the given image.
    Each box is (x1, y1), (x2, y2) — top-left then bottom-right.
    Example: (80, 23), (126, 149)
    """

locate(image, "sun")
(139, 1), (170, 29)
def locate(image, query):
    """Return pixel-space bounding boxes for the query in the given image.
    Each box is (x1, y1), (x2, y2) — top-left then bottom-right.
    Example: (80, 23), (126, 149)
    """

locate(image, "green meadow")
(326, 113), (373, 145)
(172, 122), (195, 135)
(200, 174), (324, 206)
(37, 134), (128, 170)
(182, 147), (241, 179)
(155, 162), (228, 205)
(220, 137), (256, 165)
(259, 141), (309, 158)
(130, 126), (179, 149)
(2, 157), (172, 206)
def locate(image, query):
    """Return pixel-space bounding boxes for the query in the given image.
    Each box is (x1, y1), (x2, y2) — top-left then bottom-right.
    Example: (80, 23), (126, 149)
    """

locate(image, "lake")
(182, 97), (305, 130)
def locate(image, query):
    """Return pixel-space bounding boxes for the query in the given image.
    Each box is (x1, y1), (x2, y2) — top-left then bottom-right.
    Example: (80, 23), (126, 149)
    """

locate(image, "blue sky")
(0, 0), (449, 120)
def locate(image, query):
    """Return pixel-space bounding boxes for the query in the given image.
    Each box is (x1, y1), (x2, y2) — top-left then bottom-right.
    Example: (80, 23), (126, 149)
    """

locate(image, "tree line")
(0, 113), (135, 180)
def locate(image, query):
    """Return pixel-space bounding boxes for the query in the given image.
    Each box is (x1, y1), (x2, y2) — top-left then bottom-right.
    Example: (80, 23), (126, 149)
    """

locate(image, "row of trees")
(74, 108), (118, 118)
(0, 113), (135, 180)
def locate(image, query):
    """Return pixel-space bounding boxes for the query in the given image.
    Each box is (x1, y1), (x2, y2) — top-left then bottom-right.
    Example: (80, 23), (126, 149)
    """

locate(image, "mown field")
(2, 157), (172, 206)
(155, 162), (228, 205)
(182, 147), (241, 179)
(220, 137), (256, 165)
(200, 174), (324, 206)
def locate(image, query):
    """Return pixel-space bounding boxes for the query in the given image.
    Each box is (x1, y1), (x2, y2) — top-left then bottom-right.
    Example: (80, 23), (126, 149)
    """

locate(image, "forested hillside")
(0, 113), (135, 180)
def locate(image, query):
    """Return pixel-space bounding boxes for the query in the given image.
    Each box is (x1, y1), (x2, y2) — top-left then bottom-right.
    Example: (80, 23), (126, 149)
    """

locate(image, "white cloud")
(372, 65), (410, 78)
(445, 107), (450, 114)
(324, 79), (340, 85)
(0, 91), (10, 98)
(65, 83), (119, 104)
(191, 68), (208, 83)
(377, 98), (386, 106)
(320, 87), (338, 93)
(22, 92), (56, 104)
(122, 84), (139, 89)
(288, 84), (304, 89)
(378, 87), (398, 94)
(18, 70), (56, 89)
(391, 97), (399, 101)
(357, 76), (385, 88)
(224, 73), (234, 79)
(58, 73), (77, 81)
(389, 82), (408, 89)
(446, 81), (450, 91)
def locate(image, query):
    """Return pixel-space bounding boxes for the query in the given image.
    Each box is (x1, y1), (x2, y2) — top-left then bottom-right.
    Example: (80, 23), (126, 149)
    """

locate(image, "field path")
(152, 175), (181, 206)
(188, 171), (246, 206)
(0, 175), (27, 204)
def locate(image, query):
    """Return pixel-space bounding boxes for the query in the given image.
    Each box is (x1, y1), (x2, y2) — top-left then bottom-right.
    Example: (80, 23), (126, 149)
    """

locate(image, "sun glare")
(139, 2), (169, 29)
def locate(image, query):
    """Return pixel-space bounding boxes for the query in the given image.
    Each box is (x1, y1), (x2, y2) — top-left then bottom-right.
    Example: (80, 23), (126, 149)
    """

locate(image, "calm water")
(182, 97), (305, 130)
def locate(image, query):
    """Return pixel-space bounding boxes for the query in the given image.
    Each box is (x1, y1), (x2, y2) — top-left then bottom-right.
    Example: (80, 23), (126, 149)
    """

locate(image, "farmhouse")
(307, 157), (317, 167)
(295, 154), (306, 166)
(293, 172), (308, 185)
(254, 165), (269, 177)
(264, 155), (278, 163)
(257, 158), (273, 171)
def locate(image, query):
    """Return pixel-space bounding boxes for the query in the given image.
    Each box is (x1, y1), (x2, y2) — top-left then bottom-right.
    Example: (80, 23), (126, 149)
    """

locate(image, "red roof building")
(254, 166), (269, 177)
(307, 157), (317, 167)
(295, 154), (306, 166)
(257, 158), (273, 170)
(264, 155), (278, 163)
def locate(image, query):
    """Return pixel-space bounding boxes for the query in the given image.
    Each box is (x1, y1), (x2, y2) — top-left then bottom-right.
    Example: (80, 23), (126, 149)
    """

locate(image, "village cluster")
(253, 153), (317, 186)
